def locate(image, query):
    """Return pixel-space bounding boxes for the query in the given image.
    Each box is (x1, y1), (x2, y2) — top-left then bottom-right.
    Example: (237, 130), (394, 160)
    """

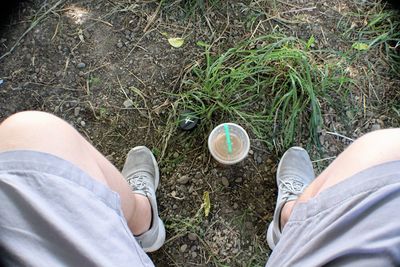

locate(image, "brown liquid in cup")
(213, 133), (243, 161)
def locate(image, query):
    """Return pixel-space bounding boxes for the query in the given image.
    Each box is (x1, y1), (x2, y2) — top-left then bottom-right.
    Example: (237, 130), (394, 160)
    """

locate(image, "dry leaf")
(168, 37), (185, 48)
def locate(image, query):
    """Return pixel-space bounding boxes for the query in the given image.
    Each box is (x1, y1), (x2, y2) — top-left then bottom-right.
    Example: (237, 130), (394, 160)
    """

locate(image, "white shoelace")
(128, 174), (151, 195)
(279, 178), (305, 196)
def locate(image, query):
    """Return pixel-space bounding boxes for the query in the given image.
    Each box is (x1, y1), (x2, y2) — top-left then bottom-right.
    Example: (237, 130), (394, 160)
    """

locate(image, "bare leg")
(280, 128), (400, 228)
(0, 111), (151, 235)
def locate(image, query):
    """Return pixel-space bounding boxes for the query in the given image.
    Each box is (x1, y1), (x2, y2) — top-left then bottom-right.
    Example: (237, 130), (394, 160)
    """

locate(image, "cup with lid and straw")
(208, 123), (250, 165)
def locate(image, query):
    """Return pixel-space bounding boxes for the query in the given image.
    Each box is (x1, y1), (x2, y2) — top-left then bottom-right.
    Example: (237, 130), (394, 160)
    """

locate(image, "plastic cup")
(208, 123), (250, 165)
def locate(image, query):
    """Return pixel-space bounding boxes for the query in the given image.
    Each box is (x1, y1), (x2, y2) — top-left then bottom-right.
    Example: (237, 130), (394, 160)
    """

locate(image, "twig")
(83, 62), (111, 75)
(312, 156), (336, 163)
(281, 6), (317, 14)
(88, 18), (113, 27)
(0, 0), (64, 61)
(143, 1), (162, 33)
(325, 131), (354, 142)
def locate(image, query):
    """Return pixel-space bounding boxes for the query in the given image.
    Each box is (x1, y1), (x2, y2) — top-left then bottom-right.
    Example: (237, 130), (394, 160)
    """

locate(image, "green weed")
(339, 1), (400, 74)
(175, 34), (350, 151)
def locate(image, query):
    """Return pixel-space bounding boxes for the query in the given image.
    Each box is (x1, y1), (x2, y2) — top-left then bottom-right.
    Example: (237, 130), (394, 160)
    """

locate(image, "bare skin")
(280, 128), (400, 228)
(0, 111), (151, 235)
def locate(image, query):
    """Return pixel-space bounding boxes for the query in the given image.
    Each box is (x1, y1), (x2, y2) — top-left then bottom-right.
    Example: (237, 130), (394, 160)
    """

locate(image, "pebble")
(80, 120), (86, 127)
(77, 62), (86, 69)
(117, 42), (123, 48)
(235, 177), (243, 183)
(319, 134), (325, 145)
(177, 175), (191, 185)
(194, 171), (202, 179)
(188, 233), (197, 241)
(191, 252), (197, 258)
(74, 107), (80, 117)
(245, 221), (254, 230)
(371, 124), (381, 131)
(188, 185), (194, 194)
(221, 177), (229, 187)
(180, 244), (187, 253)
(123, 99), (134, 108)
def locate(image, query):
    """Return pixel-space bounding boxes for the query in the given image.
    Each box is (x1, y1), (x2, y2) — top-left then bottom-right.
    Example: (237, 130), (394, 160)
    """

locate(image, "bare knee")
(1, 111), (63, 130)
(356, 128), (400, 157)
(0, 111), (80, 154)
(363, 128), (400, 140)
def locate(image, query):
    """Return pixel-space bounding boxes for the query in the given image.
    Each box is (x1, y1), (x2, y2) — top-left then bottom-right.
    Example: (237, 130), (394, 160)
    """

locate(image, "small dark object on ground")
(179, 110), (199, 131)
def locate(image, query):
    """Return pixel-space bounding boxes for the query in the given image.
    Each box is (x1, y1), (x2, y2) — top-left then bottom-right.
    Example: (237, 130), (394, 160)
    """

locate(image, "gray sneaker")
(122, 146), (165, 252)
(266, 147), (315, 250)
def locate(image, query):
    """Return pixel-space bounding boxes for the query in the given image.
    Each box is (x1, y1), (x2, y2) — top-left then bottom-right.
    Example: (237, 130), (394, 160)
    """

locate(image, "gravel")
(188, 233), (197, 241)
(76, 62), (86, 69)
(180, 244), (188, 253)
(74, 107), (80, 117)
(177, 175), (191, 185)
(123, 99), (134, 108)
(221, 177), (229, 187)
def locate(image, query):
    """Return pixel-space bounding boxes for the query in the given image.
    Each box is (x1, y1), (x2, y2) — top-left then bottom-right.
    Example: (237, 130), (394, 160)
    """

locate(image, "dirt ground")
(0, 0), (399, 266)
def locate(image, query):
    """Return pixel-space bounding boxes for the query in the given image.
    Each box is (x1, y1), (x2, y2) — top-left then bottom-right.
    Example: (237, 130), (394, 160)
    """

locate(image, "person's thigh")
(267, 160), (400, 267)
(0, 111), (136, 222)
(0, 111), (108, 184)
(299, 128), (400, 201)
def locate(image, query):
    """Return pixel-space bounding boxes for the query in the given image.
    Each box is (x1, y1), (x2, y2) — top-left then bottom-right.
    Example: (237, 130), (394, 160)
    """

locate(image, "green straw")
(223, 124), (233, 154)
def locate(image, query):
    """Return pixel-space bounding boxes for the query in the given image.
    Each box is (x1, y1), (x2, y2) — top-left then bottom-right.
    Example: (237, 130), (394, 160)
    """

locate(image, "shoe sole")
(143, 218), (166, 253)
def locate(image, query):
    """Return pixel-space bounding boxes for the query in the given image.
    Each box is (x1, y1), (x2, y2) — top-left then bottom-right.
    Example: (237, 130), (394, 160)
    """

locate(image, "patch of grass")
(174, 34), (350, 151)
(339, 1), (400, 74)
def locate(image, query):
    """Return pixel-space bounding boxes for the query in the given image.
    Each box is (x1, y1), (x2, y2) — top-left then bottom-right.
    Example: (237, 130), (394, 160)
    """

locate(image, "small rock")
(177, 175), (191, 185)
(371, 124), (381, 131)
(80, 120), (86, 127)
(249, 149), (254, 155)
(188, 233), (197, 241)
(77, 62), (86, 69)
(74, 107), (80, 117)
(319, 134), (325, 145)
(83, 30), (91, 39)
(235, 177), (243, 183)
(180, 244), (187, 253)
(221, 177), (229, 187)
(188, 185), (194, 194)
(191, 252), (197, 258)
(245, 221), (254, 230)
(123, 99), (134, 108)
(117, 42), (123, 48)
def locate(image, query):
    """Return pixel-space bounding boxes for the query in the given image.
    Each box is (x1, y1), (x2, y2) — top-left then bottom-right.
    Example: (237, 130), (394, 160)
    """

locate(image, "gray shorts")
(266, 160), (400, 267)
(0, 150), (154, 267)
